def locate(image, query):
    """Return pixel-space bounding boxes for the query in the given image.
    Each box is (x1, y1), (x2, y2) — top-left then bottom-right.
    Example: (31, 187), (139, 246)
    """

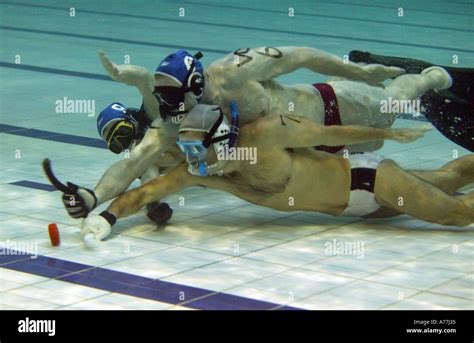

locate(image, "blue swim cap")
(97, 102), (128, 139)
(155, 50), (204, 88)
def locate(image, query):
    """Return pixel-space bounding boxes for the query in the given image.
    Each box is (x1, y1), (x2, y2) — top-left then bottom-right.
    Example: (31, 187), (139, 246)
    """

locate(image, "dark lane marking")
(2, 1), (472, 33)
(0, 25), (229, 54)
(9, 180), (57, 192)
(315, 0), (474, 17)
(0, 248), (301, 310)
(0, 123), (106, 149)
(2, 23), (472, 55)
(0, 62), (112, 81)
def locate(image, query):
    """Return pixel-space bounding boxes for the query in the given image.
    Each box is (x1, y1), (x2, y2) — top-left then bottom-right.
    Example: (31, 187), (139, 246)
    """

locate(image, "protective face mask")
(106, 120), (136, 154)
(176, 140), (208, 158)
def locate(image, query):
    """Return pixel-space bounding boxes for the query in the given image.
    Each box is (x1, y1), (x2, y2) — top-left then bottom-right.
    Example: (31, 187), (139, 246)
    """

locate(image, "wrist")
(89, 189), (98, 210)
(99, 211), (117, 226)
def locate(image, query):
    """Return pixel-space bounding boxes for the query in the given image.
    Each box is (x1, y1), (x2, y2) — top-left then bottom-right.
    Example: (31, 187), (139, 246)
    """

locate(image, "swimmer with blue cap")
(154, 50), (205, 121)
(60, 46), (454, 226)
(97, 102), (147, 154)
(56, 101), (174, 224)
(55, 50), (206, 224)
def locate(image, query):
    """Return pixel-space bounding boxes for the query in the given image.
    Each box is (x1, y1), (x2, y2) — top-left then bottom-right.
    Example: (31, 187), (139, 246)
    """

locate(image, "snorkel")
(228, 100), (239, 149)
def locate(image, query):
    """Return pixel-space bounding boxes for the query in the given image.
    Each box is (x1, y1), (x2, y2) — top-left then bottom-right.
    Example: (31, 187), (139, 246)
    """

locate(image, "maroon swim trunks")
(313, 83), (345, 154)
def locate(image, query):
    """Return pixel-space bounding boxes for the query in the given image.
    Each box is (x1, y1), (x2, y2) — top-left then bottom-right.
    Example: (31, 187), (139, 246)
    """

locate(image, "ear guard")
(186, 51), (204, 98)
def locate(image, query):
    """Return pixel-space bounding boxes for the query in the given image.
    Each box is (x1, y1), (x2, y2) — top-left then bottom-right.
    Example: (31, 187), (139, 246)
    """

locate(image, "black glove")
(42, 159), (97, 219)
(61, 182), (97, 218)
(146, 202), (173, 224)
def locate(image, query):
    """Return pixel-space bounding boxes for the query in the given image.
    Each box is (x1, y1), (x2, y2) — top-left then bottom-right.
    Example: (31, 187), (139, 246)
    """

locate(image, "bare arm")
(106, 163), (189, 218)
(93, 123), (174, 205)
(252, 115), (432, 149)
(106, 163), (240, 219)
(81, 163), (241, 243)
(100, 51), (154, 91)
(218, 46), (404, 83)
(99, 51), (159, 113)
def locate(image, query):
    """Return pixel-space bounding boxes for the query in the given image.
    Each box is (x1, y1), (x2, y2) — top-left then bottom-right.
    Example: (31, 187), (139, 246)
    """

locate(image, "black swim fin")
(420, 90), (474, 152)
(349, 50), (474, 104)
(349, 50), (433, 74)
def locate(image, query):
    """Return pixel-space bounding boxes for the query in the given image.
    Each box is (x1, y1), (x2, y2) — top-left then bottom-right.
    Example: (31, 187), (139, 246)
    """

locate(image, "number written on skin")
(233, 47), (283, 67)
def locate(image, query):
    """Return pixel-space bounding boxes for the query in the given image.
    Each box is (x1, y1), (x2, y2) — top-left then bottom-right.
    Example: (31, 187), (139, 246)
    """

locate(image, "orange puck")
(48, 223), (60, 246)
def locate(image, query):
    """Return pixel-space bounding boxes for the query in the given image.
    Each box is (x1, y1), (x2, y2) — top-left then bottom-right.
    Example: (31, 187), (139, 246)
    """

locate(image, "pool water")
(0, 0), (473, 310)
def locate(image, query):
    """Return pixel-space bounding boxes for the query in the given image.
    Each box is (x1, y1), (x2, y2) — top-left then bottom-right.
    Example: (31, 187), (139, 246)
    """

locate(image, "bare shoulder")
(209, 47), (284, 69)
(206, 52), (239, 80)
(208, 52), (234, 70)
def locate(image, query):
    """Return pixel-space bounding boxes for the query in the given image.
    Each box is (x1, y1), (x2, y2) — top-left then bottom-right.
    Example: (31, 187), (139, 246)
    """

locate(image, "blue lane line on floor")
(0, 62), (112, 81)
(2, 1), (471, 33)
(9, 180), (57, 192)
(2, 175), (300, 310)
(0, 123), (107, 149)
(182, 0), (474, 23)
(2, 21), (473, 54)
(0, 133), (299, 310)
(0, 249), (301, 310)
(445, 0), (474, 5)
(317, 0), (474, 17)
(0, 25), (229, 55)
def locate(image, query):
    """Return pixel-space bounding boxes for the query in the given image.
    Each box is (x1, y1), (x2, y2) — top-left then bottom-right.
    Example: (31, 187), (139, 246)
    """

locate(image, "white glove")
(81, 215), (112, 248)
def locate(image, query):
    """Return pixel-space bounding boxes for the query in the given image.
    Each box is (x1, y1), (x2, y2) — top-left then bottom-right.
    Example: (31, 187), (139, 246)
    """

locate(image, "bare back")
(204, 48), (398, 132)
(220, 128), (351, 215)
(204, 49), (326, 125)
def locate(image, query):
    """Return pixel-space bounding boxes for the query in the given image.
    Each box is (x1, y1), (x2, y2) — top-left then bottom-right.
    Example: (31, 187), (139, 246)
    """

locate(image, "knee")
(437, 204), (472, 227)
(439, 216), (471, 227)
(453, 211), (474, 227)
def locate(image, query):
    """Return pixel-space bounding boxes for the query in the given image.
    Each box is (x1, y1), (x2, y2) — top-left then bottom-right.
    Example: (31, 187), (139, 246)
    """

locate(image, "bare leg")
(409, 155), (474, 193)
(330, 71), (443, 152)
(373, 159), (474, 226)
(367, 155), (474, 218)
(330, 81), (395, 152)
(332, 67), (451, 153)
(385, 67), (451, 100)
